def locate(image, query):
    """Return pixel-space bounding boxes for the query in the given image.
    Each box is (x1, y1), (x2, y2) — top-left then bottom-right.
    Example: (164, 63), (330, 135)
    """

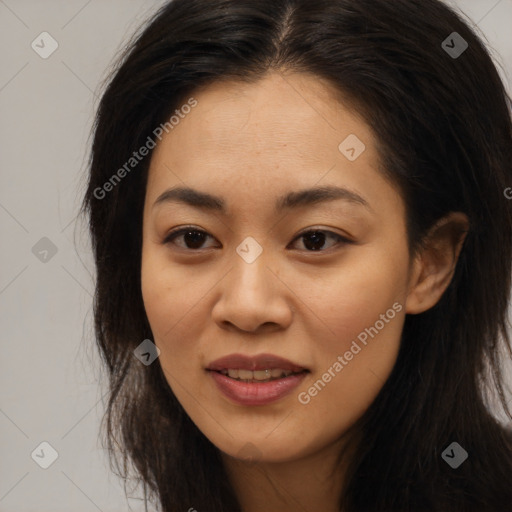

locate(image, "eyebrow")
(152, 185), (372, 214)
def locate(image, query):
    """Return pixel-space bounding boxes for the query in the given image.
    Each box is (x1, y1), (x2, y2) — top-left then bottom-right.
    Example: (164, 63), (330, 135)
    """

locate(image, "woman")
(81, 0), (512, 510)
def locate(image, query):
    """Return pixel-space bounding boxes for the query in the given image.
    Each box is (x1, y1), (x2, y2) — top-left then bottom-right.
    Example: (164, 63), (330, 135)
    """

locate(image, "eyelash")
(162, 226), (352, 253)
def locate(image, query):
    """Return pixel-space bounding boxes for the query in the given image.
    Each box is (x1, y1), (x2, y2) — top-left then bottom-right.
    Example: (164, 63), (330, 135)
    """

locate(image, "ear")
(405, 212), (469, 314)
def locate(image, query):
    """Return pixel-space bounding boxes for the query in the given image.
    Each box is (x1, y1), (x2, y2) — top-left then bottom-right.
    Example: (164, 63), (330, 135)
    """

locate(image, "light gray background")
(1, 1), (511, 511)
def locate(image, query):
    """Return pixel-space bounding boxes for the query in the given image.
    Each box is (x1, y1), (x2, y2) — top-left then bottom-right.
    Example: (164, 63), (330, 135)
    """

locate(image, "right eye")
(162, 226), (219, 251)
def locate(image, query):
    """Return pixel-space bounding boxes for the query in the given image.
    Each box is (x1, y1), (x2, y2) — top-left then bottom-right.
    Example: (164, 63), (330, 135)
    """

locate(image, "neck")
(222, 433), (357, 512)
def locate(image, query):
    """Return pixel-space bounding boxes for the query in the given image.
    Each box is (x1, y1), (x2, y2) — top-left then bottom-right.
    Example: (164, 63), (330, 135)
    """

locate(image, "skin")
(141, 71), (468, 512)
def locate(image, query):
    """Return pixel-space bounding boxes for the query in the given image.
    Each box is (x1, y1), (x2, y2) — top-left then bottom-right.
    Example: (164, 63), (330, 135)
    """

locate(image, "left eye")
(163, 227), (350, 252)
(289, 229), (350, 252)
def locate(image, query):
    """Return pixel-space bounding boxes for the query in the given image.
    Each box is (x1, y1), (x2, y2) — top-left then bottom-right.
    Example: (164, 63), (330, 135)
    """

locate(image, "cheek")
(141, 254), (173, 335)
(295, 248), (408, 422)
(140, 250), (212, 370)
(310, 253), (408, 353)
(141, 247), (196, 330)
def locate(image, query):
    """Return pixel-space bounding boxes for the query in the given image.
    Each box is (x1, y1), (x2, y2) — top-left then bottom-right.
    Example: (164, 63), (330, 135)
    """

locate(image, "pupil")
(184, 230), (206, 249)
(304, 231), (325, 251)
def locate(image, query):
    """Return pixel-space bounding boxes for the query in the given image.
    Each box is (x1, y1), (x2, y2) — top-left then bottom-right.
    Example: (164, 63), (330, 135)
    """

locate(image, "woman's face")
(141, 71), (413, 463)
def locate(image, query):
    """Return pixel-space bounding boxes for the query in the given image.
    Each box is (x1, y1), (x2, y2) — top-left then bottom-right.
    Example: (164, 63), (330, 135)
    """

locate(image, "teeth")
(238, 369), (253, 380)
(219, 368), (300, 382)
(253, 370), (271, 380)
(227, 369), (239, 379)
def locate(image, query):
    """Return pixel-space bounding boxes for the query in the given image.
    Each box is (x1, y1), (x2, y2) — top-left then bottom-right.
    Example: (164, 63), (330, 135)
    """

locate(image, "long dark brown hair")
(80, 0), (512, 510)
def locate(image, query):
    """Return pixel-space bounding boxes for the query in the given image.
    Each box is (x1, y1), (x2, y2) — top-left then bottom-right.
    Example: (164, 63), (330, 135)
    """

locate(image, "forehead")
(144, 71), (400, 219)
(150, 71), (372, 160)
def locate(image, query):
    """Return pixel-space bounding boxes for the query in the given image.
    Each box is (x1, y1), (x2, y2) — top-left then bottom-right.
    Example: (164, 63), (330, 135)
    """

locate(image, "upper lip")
(206, 353), (308, 372)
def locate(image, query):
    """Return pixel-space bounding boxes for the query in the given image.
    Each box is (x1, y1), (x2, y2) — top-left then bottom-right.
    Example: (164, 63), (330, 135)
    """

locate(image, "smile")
(217, 368), (304, 382)
(206, 352), (310, 405)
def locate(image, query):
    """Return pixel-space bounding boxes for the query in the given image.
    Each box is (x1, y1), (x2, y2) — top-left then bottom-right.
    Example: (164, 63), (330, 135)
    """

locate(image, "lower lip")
(208, 370), (308, 406)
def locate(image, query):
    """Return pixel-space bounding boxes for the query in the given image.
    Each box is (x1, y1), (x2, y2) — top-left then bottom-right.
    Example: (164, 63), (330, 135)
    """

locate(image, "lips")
(206, 353), (307, 373)
(206, 353), (309, 405)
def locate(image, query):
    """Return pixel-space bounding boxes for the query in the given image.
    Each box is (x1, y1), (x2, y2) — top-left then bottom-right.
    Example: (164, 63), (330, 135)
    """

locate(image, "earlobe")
(405, 212), (469, 314)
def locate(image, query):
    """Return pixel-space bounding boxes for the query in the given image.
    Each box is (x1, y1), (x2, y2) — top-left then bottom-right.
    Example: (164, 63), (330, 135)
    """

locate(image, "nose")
(211, 251), (293, 334)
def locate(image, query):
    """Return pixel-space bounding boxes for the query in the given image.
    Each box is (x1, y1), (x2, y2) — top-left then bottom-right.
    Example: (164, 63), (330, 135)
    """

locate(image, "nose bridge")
(212, 238), (292, 332)
(231, 239), (273, 300)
